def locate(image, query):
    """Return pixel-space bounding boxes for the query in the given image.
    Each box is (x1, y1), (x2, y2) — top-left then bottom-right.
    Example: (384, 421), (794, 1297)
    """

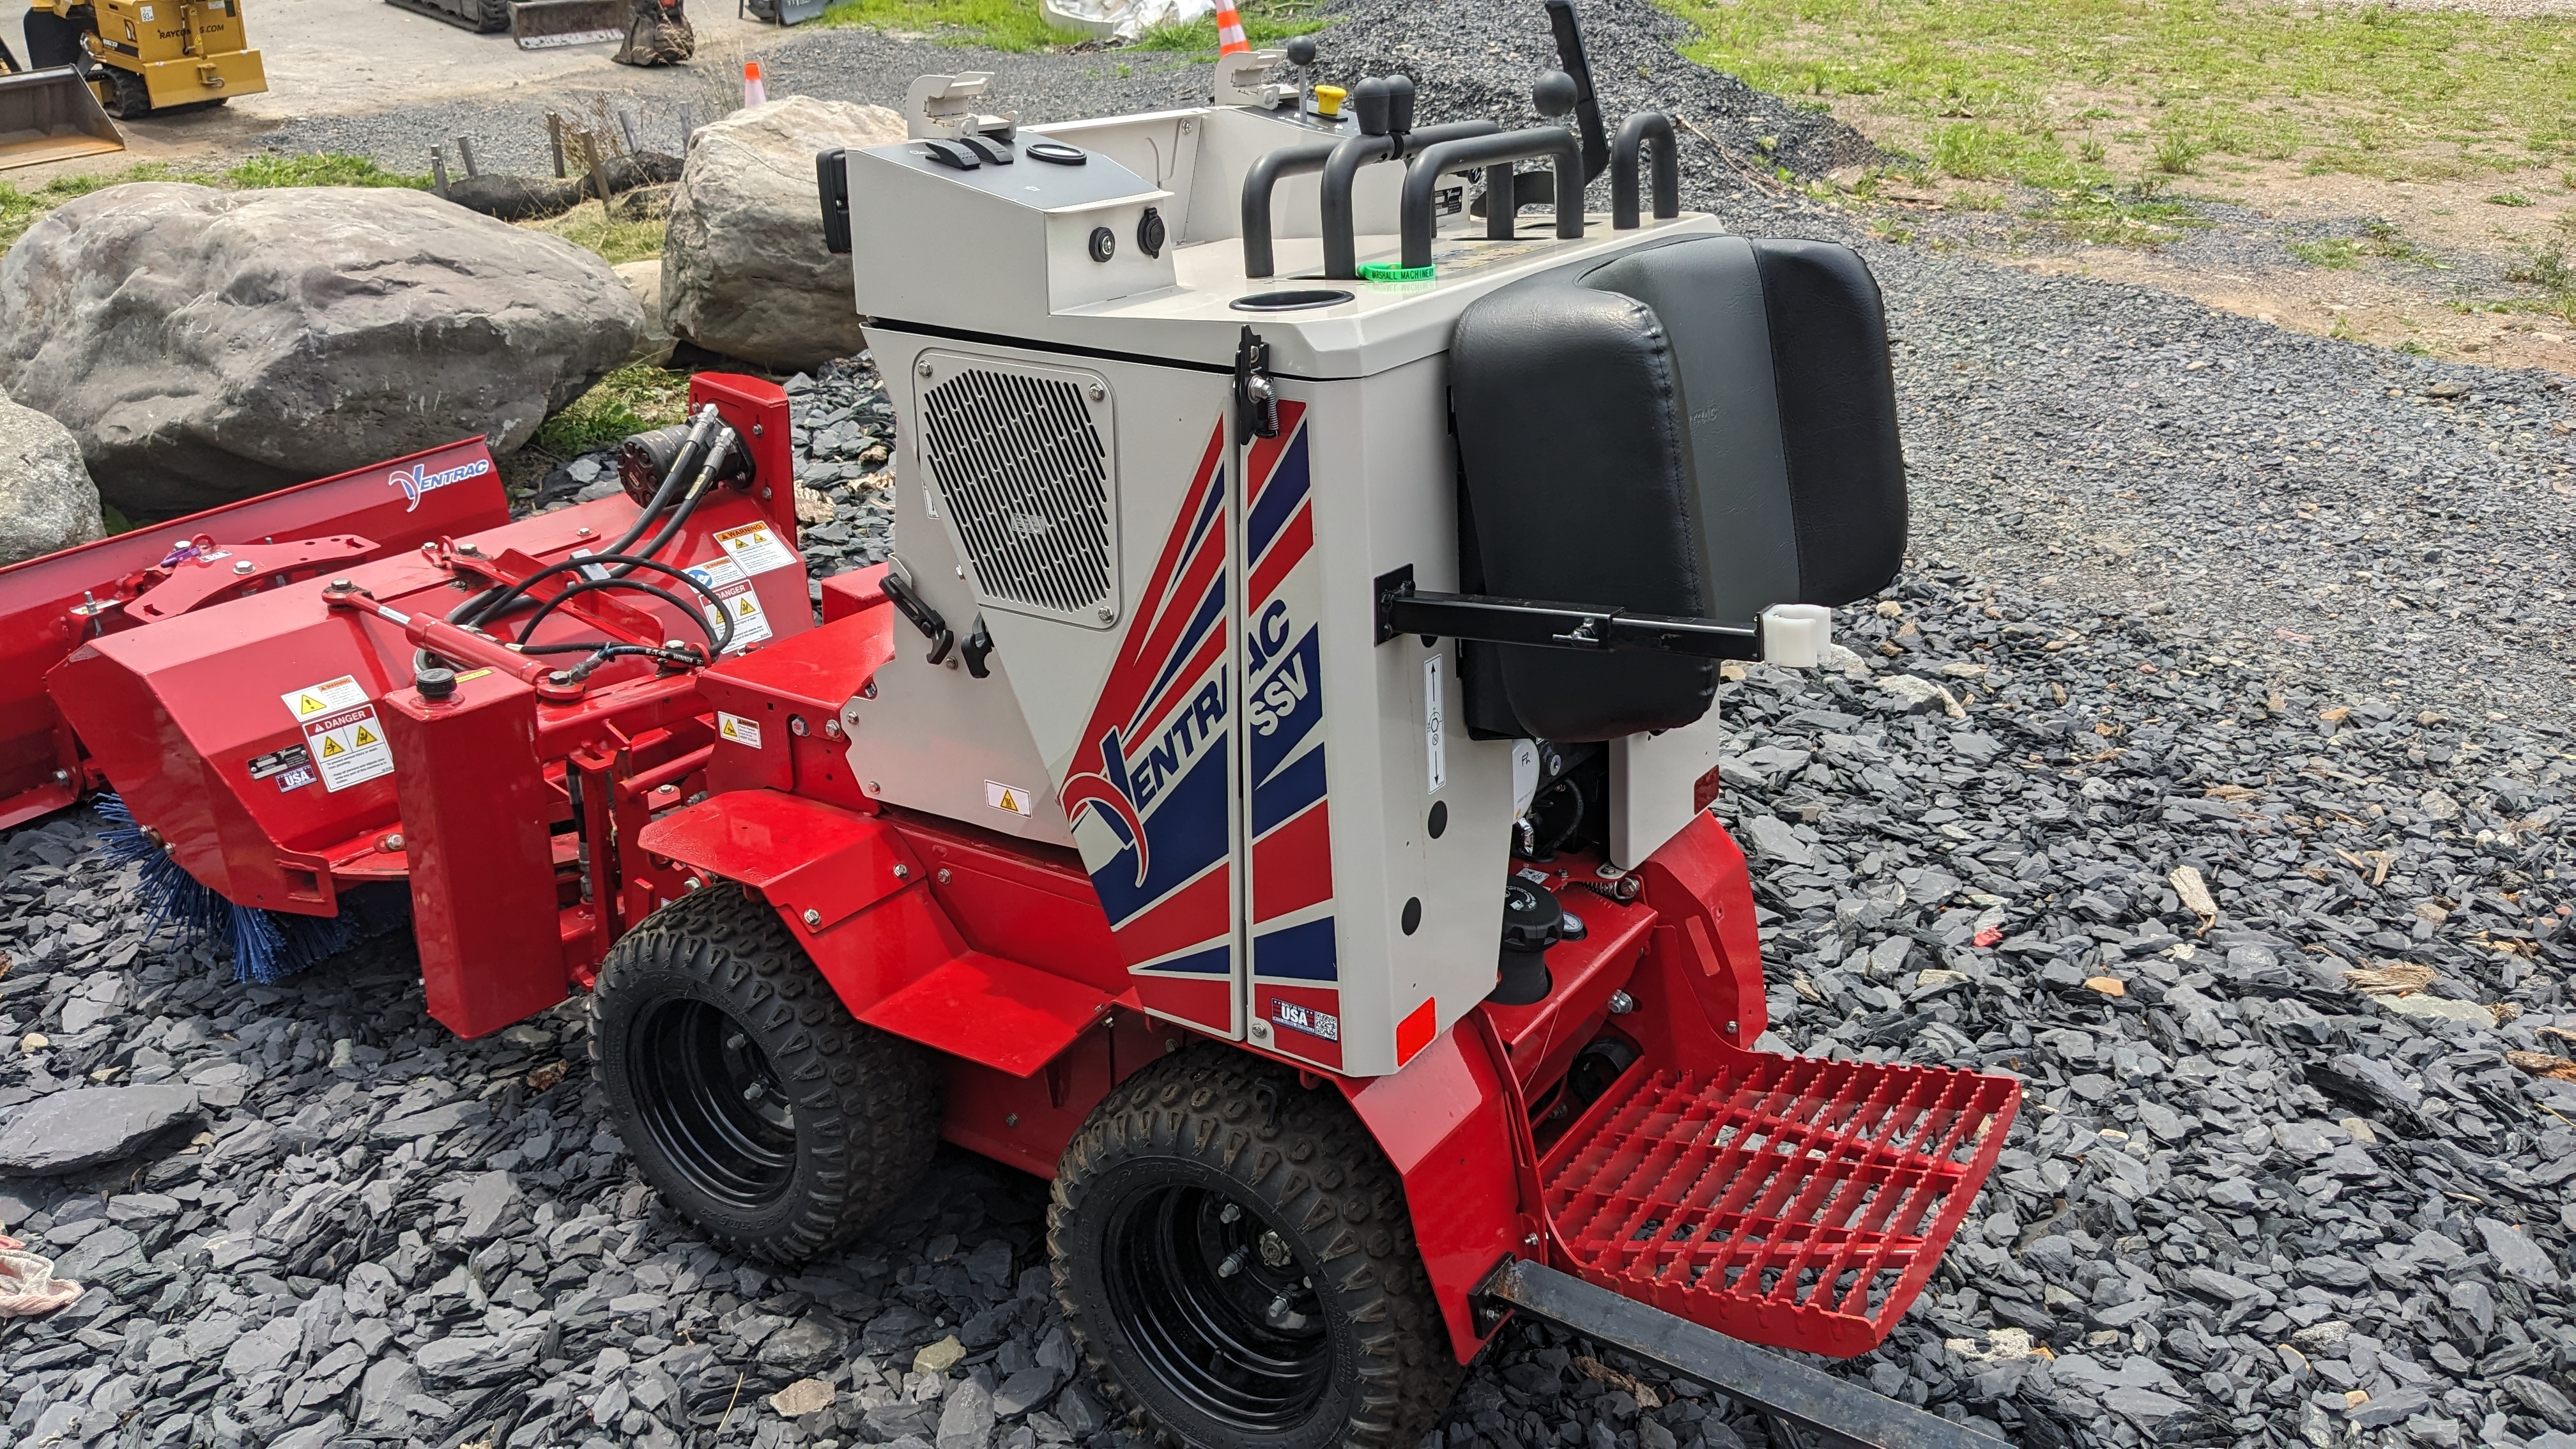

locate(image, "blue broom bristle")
(97, 793), (410, 983)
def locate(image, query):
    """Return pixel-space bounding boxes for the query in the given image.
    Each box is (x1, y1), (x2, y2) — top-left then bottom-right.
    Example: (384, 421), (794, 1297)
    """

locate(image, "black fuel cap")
(1500, 880), (1566, 952)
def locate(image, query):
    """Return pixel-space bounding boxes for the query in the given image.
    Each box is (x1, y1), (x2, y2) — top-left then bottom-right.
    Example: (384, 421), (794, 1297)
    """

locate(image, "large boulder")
(615, 259), (676, 367)
(0, 390), (102, 564)
(663, 96), (903, 371)
(0, 183), (646, 516)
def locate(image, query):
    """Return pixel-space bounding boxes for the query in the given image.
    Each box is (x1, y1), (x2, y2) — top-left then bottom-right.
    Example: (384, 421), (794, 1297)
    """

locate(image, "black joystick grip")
(1385, 74), (1416, 134)
(1285, 34), (1316, 65)
(1351, 76), (1392, 136)
(1533, 68), (1578, 118)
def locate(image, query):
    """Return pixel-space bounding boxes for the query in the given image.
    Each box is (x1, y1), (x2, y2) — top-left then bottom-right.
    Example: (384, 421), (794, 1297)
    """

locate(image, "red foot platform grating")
(1542, 1052), (2021, 1358)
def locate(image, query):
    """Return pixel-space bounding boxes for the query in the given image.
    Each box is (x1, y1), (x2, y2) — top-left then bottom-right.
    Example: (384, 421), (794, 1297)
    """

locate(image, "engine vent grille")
(918, 361), (1116, 625)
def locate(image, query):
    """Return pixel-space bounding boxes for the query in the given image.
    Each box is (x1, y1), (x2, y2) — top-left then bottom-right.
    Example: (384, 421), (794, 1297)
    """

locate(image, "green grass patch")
(0, 152), (427, 251)
(1128, 1), (1324, 54)
(815, 0), (1084, 49)
(815, 0), (1319, 52)
(524, 205), (667, 266)
(2290, 220), (2436, 271)
(1664, 0), (2576, 193)
(2487, 190), (2534, 206)
(532, 365), (693, 458)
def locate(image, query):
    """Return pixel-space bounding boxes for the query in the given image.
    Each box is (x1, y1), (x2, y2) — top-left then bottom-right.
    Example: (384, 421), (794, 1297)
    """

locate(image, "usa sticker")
(282, 675), (368, 724)
(274, 765), (318, 792)
(1273, 999), (1340, 1042)
(985, 779), (1034, 818)
(684, 556), (772, 652)
(716, 712), (762, 748)
(714, 521), (797, 576)
(303, 705), (394, 793)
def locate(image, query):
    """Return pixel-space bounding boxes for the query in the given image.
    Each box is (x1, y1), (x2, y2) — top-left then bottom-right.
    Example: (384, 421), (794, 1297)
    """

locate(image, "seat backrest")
(1448, 234), (1906, 742)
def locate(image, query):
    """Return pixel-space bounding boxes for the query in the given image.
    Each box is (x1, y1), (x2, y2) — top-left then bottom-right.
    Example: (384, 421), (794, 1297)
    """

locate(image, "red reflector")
(1691, 763), (1722, 814)
(1395, 997), (1438, 1065)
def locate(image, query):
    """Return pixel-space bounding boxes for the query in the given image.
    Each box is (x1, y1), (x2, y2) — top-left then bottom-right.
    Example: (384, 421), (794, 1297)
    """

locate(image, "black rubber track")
(592, 884), (940, 1262)
(1048, 1045), (1462, 1449)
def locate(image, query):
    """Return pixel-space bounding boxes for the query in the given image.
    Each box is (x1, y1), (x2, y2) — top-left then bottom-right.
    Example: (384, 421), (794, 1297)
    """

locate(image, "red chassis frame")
(631, 592), (2019, 1366)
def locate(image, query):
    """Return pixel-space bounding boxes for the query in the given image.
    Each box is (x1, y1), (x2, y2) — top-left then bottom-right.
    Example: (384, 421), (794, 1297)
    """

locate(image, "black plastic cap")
(1499, 880), (1567, 952)
(1285, 34), (1316, 65)
(1385, 74), (1416, 134)
(415, 666), (458, 702)
(1533, 69), (1579, 118)
(1351, 76), (1392, 135)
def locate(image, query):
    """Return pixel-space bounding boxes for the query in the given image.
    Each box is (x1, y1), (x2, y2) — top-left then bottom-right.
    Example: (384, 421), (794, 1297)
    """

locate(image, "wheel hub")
(1102, 1181), (1331, 1431)
(627, 997), (796, 1212)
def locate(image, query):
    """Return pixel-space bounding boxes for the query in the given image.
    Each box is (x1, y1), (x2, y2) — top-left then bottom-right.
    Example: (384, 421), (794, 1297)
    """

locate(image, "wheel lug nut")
(726, 1034), (745, 1051)
(1217, 1246), (1248, 1278)
(743, 1082), (763, 1101)
(1218, 1203), (1241, 1224)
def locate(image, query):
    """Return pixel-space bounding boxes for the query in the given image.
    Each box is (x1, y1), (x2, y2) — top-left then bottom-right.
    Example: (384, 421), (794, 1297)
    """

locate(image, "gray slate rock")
(0, 1083), (202, 1175)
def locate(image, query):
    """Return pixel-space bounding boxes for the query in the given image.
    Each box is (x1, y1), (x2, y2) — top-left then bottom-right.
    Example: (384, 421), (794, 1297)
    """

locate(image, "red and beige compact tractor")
(5, 5), (2021, 1445)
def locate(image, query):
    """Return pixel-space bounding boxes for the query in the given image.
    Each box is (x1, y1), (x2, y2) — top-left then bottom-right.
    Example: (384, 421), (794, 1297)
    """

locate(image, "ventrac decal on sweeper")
(388, 456), (492, 513)
(1239, 406), (1344, 1069)
(1059, 424), (1238, 1032)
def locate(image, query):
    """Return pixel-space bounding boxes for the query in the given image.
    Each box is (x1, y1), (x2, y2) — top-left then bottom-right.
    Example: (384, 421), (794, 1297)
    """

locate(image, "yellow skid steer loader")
(13, 0), (266, 120)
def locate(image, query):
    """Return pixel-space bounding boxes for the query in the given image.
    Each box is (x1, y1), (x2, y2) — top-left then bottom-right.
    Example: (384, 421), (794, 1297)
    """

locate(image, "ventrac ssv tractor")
(11, 6), (2023, 1445)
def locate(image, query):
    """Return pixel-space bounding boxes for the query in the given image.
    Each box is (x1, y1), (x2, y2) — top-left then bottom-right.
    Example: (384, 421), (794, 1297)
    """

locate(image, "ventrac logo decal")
(389, 457), (492, 512)
(1059, 424), (1232, 907)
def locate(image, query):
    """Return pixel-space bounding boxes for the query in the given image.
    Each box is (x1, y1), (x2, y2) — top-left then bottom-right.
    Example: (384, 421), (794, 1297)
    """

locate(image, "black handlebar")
(1241, 139), (1340, 278)
(1611, 111), (1678, 230)
(1399, 126), (1582, 271)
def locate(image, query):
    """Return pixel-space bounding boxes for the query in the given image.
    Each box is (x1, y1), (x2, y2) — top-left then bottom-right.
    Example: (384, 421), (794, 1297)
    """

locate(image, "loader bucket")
(0, 66), (125, 171)
(509, 0), (627, 47)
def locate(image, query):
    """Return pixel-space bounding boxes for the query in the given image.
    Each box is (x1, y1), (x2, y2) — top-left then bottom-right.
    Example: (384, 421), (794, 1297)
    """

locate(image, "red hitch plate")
(1540, 1048), (2018, 1358)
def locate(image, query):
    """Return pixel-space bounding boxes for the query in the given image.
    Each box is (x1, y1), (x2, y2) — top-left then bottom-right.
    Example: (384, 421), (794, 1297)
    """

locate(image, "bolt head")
(802, 908), (822, 927)
(935, 868), (952, 885)
(232, 558), (255, 574)
(327, 578), (354, 591)
(682, 875), (702, 891)
(1004, 1112), (1019, 1128)
(893, 863), (911, 880)
(1096, 607), (1114, 623)
(1088, 382), (1107, 401)
(917, 360), (935, 377)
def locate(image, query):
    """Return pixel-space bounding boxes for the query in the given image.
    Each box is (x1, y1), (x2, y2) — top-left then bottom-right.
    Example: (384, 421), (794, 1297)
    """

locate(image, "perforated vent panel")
(917, 360), (1116, 625)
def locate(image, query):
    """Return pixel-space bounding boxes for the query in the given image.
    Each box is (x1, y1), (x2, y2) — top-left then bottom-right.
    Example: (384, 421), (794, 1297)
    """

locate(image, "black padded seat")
(1448, 234), (1906, 742)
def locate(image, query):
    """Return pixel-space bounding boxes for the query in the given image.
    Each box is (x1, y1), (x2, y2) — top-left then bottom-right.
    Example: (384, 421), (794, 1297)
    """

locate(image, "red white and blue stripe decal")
(1059, 424), (1238, 1022)
(1240, 406), (1344, 1068)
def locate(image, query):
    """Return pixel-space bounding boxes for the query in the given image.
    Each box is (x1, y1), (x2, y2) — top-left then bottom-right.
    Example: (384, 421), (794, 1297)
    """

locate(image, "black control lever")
(881, 569), (956, 665)
(961, 616), (994, 678)
(1544, 0), (1610, 186)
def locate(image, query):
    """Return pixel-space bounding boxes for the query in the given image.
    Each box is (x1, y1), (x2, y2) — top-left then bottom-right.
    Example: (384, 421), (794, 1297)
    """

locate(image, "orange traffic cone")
(1213, 1), (1248, 54)
(744, 61), (768, 107)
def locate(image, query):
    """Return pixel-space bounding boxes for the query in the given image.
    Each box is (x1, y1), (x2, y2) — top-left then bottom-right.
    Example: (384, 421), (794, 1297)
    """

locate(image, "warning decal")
(282, 675), (368, 723)
(684, 557), (773, 653)
(985, 780), (1034, 818)
(714, 521), (798, 576)
(302, 704), (394, 792)
(716, 712), (763, 749)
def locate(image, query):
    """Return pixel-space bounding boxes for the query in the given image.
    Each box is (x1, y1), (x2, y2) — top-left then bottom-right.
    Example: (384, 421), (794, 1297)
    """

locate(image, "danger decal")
(684, 556), (772, 652)
(279, 677), (394, 793)
(714, 520), (799, 576)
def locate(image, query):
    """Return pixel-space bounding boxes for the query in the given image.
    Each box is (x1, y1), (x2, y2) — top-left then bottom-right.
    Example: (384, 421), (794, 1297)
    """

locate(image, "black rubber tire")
(592, 884), (940, 1262)
(477, 0), (511, 35)
(1049, 1046), (1463, 1449)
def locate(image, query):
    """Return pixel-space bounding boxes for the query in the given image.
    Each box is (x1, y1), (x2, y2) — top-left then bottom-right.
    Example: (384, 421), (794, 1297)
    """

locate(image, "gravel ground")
(7, 1), (2576, 1446)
